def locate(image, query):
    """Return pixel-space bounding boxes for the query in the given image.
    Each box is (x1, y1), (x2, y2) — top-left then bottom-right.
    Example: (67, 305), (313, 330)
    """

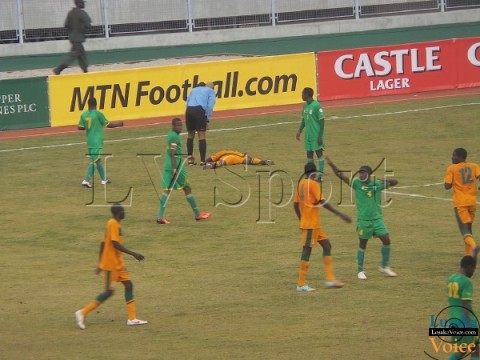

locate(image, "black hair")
(172, 117), (182, 125)
(88, 97), (97, 108)
(111, 203), (124, 215)
(359, 165), (373, 175)
(303, 87), (314, 98)
(304, 162), (317, 175)
(461, 255), (476, 268)
(454, 148), (467, 161)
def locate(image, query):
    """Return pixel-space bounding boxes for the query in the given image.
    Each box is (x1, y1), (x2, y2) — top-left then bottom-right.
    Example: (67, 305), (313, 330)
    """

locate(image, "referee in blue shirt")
(185, 82), (217, 166)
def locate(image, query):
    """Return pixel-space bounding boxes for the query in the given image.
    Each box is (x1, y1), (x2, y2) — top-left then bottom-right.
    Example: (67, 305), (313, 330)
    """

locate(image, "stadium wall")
(1, 9), (479, 58)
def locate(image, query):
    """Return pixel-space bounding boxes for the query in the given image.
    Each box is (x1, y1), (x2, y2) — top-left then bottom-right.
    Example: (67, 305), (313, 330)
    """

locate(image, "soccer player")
(75, 204), (148, 329)
(53, 0), (92, 74)
(444, 148), (480, 256)
(294, 163), (351, 291)
(446, 253), (480, 360)
(185, 82), (217, 166)
(157, 118), (210, 224)
(326, 156), (398, 280)
(202, 149), (274, 169)
(78, 97), (123, 188)
(296, 87), (326, 176)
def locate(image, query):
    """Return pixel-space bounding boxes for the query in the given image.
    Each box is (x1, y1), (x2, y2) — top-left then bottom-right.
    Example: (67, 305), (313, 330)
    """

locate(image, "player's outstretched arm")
(385, 179), (399, 187)
(325, 156), (350, 185)
(107, 121), (124, 128)
(321, 201), (352, 223)
(113, 241), (145, 261)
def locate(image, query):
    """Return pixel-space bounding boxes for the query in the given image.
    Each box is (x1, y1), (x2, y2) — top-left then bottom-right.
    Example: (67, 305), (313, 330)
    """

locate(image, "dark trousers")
(56, 42), (88, 73)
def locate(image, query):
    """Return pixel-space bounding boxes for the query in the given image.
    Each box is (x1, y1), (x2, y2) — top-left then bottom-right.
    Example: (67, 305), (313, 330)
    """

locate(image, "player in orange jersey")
(202, 149), (274, 169)
(444, 148), (480, 256)
(294, 163), (351, 292)
(75, 204), (147, 329)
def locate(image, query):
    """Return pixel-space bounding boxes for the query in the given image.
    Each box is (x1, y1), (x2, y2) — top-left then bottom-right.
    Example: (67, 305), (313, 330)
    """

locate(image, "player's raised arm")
(325, 156), (351, 185)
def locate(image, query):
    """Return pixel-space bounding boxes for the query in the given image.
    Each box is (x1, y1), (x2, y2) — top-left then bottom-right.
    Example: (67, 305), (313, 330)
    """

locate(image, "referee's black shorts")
(186, 106), (207, 132)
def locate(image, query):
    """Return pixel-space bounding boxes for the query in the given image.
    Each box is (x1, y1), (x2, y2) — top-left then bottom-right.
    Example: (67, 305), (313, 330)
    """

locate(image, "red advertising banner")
(455, 37), (480, 89)
(317, 40), (457, 100)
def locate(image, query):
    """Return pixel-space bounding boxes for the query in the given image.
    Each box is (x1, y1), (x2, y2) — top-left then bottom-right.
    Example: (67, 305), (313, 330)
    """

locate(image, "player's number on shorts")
(460, 167), (473, 185)
(448, 281), (460, 299)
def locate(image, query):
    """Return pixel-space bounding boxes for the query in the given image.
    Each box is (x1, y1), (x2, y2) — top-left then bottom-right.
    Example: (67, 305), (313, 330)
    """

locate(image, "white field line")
(388, 188), (480, 205)
(388, 190), (453, 202)
(391, 182), (443, 189)
(1, 102), (479, 153)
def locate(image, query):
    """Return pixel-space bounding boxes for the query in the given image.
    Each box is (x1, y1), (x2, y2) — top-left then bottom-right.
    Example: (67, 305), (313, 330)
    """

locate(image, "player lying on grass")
(202, 150), (274, 169)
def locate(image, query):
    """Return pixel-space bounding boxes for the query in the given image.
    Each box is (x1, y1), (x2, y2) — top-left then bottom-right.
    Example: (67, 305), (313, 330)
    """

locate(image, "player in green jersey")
(326, 156), (398, 280)
(446, 253), (479, 360)
(157, 118), (210, 224)
(78, 97), (123, 188)
(296, 87), (326, 176)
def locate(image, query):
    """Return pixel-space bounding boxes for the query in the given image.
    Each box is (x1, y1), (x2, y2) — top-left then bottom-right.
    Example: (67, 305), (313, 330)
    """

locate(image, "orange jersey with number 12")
(444, 162), (480, 207)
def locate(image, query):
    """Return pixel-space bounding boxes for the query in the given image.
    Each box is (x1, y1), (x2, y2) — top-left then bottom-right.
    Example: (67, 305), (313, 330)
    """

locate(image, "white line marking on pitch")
(1, 102), (479, 153)
(388, 190), (480, 204)
(391, 182), (443, 189)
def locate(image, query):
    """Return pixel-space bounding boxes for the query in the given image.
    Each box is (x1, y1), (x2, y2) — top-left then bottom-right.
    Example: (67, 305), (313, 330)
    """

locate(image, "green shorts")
(162, 167), (189, 190)
(304, 136), (325, 152)
(87, 147), (102, 162)
(357, 219), (389, 239)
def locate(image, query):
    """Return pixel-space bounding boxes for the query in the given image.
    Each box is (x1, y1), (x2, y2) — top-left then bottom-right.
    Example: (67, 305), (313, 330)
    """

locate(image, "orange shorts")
(103, 268), (130, 290)
(455, 206), (476, 225)
(301, 228), (328, 248)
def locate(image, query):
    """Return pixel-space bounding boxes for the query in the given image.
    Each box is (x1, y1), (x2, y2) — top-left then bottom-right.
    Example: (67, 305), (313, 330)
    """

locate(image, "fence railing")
(1, 0), (479, 44)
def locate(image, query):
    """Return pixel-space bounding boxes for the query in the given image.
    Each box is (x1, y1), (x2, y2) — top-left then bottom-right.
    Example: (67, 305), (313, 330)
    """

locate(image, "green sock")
(85, 163), (95, 181)
(125, 290), (134, 302)
(318, 156), (325, 174)
(95, 292), (110, 303)
(96, 162), (106, 181)
(186, 194), (200, 217)
(357, 249), (365, 272)
(306, 158), (314, 164)
(158, 193), (168, 218)
(381, 245), (391, 268)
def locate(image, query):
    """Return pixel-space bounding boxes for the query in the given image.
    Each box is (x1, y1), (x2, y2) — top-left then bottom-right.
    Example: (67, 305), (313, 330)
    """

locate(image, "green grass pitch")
(1, 94), (479, 359)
